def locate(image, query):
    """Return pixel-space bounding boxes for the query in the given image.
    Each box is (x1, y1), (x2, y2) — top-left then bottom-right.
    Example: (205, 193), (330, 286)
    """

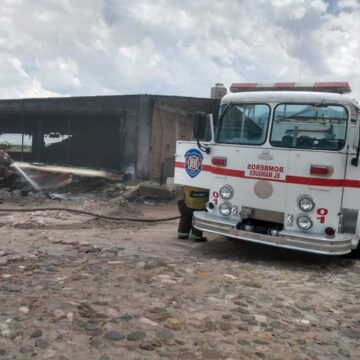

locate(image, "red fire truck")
(175, 82), (360, 257)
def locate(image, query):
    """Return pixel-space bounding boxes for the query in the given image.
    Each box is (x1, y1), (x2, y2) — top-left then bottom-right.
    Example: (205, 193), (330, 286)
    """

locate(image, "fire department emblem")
(184, 149), (203, 178)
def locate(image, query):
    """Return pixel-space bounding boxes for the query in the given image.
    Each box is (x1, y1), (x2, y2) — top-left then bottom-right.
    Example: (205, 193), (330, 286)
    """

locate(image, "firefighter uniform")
(178, 186), (209, 242)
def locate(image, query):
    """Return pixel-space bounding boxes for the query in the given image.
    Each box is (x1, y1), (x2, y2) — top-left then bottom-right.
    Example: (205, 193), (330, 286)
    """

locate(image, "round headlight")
(219, 185), (233, 200)
(297, 215), (313, 230)
(298, 197), (315, 212)
(219, 202), (231, 216)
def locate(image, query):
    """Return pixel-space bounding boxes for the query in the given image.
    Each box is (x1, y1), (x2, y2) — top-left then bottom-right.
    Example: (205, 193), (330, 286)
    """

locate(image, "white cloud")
(337, 0), (360, 10)
(0, 0), (359, 100)
(0, 55), (59, 98)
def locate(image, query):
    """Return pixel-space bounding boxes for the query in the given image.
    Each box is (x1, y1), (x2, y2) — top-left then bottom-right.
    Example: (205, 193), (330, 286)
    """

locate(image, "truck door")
(342, 107), (360, 235)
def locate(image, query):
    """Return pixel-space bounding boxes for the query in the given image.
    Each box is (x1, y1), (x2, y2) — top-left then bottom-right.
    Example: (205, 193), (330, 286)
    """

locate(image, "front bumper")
(193, 211), (358, 256)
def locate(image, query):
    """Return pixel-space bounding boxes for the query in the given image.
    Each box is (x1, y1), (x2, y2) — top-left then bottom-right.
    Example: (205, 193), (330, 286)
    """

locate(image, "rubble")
(0, 173), (359, 359)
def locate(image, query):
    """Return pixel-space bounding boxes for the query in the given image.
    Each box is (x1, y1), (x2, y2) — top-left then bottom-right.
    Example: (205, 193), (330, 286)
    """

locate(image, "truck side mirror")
(193, 112), (208, 139)
(193, 111), (211, 154)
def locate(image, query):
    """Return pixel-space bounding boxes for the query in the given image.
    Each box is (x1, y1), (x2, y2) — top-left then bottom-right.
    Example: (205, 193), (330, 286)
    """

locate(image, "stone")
(254, 339), (270, 345)
(294, 319), (311, 326)
(269, 321), (283, 329)
(235, 307), (251, 314)
(139, 317), (158, 327)
(144, 257), (168, 270)
(0, 250), (7, 256)
(136, 261), (146, 269)
(177, 351), (199, 360)
(203, 319), (217, 331)
(205, 288), (221, 295)
(217, 320), (231, 331)
(19, 345), (34, 354)
(237, 325), (249, 331)
(34, 338), (48, 349)
(30, 329), (42, 338)
(62, 239), (79, 245)
(163, 318), (182, 331)
(224, 274), (237, 280)
(255, 352), (266, 358)
(90, 339), (104, 349)
(241, 281), (262, 288)
(255, 314), (267, 324)
(202, 349), (220, 359)
(127, 330), (146, 341)
(99, 355), (110, 360)
(19, 306), (30, 314)
(338, 348), (351, 358)
(155, 329), (175, 340)
(237, 339), (250, 345)
(66, 312), (74, 322)
(104, 331), (125, 342)
(175, 339), (185, 345)
(0, 328), (11, 337)
(222, 314), (233, 320)
(54, 309), (66, 319)
(43, 349), (57, 359)
(0, 258), (8, 265)
(240, 314), (256, 322)
(88, 328), (103, 336)
(139, 339), (162, 351)
(343, 329), (360, 339)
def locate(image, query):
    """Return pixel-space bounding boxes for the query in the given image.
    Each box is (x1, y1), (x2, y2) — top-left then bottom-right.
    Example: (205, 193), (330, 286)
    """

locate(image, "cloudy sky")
(0, 0), (360, 99)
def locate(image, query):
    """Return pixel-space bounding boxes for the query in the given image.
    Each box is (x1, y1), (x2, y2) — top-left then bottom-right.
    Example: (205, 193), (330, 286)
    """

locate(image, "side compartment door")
(342, 107), (360, 235)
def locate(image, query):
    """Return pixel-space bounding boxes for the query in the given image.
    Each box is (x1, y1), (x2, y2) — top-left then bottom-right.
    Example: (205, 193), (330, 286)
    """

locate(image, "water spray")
(0, 146), (41, 191)
(11, 162), (41, 191)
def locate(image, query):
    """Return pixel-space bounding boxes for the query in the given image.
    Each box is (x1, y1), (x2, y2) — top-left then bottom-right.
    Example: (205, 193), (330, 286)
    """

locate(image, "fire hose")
(0, 207), (180, 223)
(0, 151), (180, 223)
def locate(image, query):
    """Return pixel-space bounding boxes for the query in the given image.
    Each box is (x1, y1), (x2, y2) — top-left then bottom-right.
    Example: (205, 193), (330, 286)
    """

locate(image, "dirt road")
(0, 197), (359, 359)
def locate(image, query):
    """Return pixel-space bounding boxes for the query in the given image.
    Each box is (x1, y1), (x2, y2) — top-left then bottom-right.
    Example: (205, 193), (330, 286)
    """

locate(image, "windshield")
(270, 104), (348, 151)
(216, 103), (270, 145)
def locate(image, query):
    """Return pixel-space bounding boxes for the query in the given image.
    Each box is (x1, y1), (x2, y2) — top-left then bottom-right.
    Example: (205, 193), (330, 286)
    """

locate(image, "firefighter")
(178, 185), (209, 242)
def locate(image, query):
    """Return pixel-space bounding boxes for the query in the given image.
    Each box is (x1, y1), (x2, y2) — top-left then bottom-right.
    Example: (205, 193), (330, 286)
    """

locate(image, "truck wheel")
(347, 245), (360, 259)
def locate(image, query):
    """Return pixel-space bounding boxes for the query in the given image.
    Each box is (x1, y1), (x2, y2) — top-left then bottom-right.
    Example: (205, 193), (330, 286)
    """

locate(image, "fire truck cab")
(174, 82), (360, 256)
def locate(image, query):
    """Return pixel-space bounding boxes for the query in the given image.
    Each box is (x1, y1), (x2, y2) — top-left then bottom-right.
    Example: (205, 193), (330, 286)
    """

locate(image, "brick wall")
(149, 96), (219, 181)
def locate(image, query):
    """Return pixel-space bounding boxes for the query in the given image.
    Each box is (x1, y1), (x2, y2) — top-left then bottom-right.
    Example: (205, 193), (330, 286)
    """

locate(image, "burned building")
(0, 95), (219, 181)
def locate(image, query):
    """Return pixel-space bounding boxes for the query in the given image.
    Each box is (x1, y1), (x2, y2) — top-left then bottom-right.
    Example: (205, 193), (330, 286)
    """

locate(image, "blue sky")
(0, 0), (359, 99)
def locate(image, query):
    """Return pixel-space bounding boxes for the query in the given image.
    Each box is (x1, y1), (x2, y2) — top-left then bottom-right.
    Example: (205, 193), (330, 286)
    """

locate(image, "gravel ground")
(0, 197), (359, 360)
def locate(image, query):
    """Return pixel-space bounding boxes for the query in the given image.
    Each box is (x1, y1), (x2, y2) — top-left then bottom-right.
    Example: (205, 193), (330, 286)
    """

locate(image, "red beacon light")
(230, 82), (351, 94)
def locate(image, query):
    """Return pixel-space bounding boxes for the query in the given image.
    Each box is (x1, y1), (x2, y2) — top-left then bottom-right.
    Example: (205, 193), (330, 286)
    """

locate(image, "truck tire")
(347, 245), (360, 259)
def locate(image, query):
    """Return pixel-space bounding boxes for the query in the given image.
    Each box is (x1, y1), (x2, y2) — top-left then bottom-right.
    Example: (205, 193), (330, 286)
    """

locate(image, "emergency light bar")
(230, 82), (351, 94)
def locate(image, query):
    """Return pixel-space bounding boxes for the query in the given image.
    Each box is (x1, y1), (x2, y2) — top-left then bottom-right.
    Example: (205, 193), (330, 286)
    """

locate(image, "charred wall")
(0, 94), (220, 179)
(0, 96), (140, 174)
